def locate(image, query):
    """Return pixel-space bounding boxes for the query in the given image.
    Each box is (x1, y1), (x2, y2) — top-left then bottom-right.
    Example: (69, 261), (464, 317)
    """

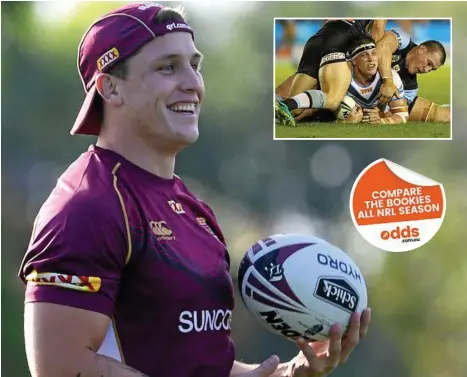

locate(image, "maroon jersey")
(19, 145), (235, 377)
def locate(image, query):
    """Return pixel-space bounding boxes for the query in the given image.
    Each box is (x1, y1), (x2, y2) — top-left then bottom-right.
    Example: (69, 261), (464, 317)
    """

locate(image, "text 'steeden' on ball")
(349, 158), (446, 252)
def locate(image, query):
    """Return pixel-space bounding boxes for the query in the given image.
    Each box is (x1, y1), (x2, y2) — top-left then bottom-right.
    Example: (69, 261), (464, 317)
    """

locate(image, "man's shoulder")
(38, 149), (123, 225)
(388, 28), (413, 51)
(173, 176), (217, 217)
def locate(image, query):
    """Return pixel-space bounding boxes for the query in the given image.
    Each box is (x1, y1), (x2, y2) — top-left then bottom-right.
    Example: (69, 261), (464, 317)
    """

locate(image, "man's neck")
(96, 133), (177, 180)
(353, 69), (376, 87)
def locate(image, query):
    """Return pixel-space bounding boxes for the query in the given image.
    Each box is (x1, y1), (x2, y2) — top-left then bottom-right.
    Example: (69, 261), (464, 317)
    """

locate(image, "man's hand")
(293, 109), (314, 122)
(362, 107), (382, 125)
(284, 309), (371, 377)
(377, 77), (399, 105)
(232, 309), (371, 377)
(344, 105), (363, 124)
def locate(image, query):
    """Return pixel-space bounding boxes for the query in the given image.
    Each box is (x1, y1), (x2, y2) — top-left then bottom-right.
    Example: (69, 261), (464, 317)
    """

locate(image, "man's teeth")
(169, 103), (196, 113)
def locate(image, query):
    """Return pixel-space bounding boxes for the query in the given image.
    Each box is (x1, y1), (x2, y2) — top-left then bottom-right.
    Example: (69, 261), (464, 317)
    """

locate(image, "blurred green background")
(2, 2), (466, 377)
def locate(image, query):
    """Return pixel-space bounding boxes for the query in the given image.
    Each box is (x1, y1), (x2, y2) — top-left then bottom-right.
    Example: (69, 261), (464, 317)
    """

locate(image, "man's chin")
(174, 127), (200, 146)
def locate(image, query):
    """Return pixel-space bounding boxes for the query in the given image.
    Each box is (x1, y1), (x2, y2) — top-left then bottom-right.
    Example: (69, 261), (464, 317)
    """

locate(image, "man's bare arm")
(370, 19), (387, 42)
(375, 31), (399, 80)
(25, 302), (148, 377)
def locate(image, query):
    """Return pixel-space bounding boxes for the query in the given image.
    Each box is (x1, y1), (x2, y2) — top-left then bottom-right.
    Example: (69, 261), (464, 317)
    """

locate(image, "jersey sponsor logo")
(393, 64), (400, 72)
(97, 47), (119, 71)
(320, 52), (346, 66)
(168, 200), (185, 214)
(150, 220), (176, 241)
(196, 217), (219, 240)
(178, 309), (232, 333)
(360, 87), (373, 95)
(25, 270), (101, 292)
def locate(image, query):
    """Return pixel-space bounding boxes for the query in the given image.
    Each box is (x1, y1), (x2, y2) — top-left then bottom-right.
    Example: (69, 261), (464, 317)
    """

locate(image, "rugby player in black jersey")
(376, 28), (450, 123)
(275, 19), (386, 127)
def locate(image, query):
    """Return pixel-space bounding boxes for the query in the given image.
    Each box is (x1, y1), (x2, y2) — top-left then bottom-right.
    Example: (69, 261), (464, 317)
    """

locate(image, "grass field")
(275, 122), (449, 139)
(275, 62), (451, 139)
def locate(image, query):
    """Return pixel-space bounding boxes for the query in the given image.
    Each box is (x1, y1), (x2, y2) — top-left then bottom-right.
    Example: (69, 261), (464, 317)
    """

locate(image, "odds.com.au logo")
(380, 226), (420, 243)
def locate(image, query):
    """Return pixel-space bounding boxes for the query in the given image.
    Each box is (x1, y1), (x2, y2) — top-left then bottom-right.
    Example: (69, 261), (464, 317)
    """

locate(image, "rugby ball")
(238, 234), (367, 342)
(337, 95), (357, 120)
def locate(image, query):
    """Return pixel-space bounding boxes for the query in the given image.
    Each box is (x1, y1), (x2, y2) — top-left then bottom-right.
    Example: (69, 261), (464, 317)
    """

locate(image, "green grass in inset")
(275, 122), (450, 139)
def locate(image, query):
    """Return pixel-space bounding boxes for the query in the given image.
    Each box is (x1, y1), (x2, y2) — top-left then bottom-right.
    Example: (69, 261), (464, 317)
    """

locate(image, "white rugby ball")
(238, 234), (367, 342)
(337, 95), (357, 120)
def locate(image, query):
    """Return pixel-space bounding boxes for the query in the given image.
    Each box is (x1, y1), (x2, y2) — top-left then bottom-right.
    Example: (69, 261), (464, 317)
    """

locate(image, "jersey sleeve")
(404, 89), (419, 105)
(388, 28), (412, 51)
(18, 193), (129, 316)
(390, 69), (405, 101)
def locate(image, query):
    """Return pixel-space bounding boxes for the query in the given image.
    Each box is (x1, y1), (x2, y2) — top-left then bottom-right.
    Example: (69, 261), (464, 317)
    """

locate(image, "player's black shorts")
(296, 22), (355, 79)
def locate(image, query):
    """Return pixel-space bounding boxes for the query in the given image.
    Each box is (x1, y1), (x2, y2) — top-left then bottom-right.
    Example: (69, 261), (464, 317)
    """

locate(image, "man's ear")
(95, 73), (123, 106)
(418, 45), (427, 54)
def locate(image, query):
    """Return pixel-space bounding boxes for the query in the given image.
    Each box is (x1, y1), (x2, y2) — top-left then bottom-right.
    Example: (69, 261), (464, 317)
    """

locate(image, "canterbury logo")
(150, 221), (176, 240)
(97, 47), (119, 70)
(168, 200), (185, 214)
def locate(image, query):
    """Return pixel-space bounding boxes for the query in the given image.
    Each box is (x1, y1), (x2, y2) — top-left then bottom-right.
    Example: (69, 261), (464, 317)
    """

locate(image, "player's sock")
(283, 93), (310, 110)
(305, 90), (326, 109)
(283, 90), (327, 111)
(282, 98), (300, 111)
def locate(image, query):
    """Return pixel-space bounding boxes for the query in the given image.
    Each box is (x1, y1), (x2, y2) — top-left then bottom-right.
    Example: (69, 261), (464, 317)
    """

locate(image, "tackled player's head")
(406, 40), (446, 75)
(348, 36), (378, 79)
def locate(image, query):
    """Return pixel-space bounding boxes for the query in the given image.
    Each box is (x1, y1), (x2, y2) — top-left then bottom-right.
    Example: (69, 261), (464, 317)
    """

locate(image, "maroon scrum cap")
(71, 2), (194, 136)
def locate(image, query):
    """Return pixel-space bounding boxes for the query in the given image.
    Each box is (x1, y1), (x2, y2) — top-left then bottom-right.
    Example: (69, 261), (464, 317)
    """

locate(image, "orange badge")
(350, 158), (446, 252)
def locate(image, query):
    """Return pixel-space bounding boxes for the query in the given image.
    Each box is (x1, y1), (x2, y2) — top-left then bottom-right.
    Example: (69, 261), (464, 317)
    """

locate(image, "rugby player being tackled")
(275, 19), (387, 127)
(340, 36), (409, 125)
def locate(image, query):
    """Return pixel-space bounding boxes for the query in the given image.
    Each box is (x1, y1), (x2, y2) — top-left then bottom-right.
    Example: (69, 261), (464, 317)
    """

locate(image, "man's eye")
(159, 64), (175, 72)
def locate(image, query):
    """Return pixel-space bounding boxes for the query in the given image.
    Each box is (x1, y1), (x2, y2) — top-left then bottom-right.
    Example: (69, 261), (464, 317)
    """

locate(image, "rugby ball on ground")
(238, 234), (367, 342)
(337, 95), (357, 120)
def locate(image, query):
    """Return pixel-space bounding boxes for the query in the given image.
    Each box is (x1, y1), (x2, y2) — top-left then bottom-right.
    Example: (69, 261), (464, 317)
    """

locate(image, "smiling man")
(19, 3), (371, 377)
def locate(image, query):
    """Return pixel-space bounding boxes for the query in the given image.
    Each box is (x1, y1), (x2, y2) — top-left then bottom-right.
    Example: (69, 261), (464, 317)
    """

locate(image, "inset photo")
(274, 19), (452, 140)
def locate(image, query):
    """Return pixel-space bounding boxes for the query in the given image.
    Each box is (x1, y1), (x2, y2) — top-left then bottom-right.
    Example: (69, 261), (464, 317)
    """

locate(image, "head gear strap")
(350, 42), (376, 59)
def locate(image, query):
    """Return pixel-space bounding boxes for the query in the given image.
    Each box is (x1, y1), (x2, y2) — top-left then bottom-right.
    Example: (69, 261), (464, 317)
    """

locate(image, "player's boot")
(275, 100), (296, 127)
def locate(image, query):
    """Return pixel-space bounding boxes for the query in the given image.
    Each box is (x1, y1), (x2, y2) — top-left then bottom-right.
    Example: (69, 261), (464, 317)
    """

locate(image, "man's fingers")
(326, 324), (343, 368)
(296, 337), (316, 361)
(252, 355), (280, 377)
(294, 108), (314, 121)
(359, 308), (372, 339)
(340, 312), (361, 364)
(379, 96), (389, 105)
